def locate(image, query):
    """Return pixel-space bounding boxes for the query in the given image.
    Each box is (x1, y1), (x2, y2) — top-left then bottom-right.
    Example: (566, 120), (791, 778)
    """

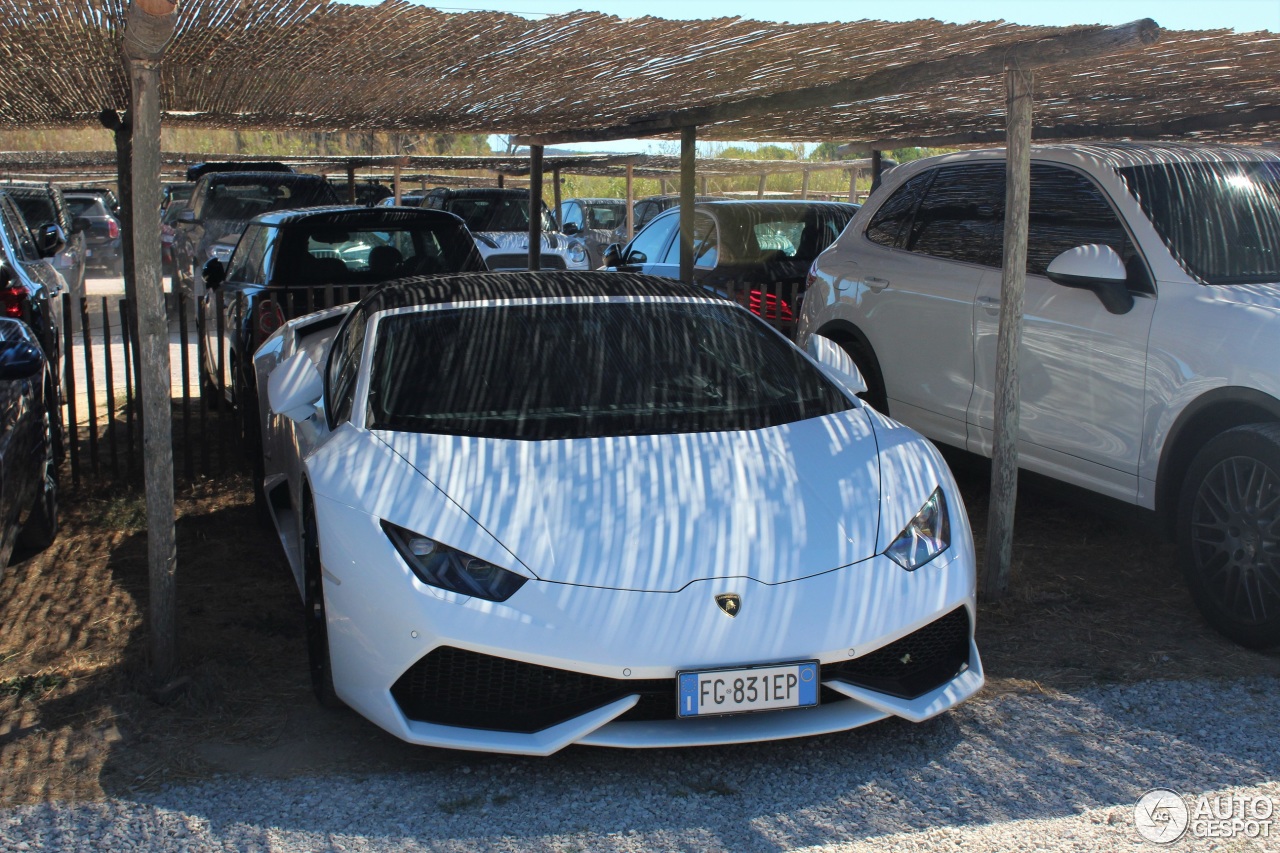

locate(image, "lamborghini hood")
(374, 409), (882, 592)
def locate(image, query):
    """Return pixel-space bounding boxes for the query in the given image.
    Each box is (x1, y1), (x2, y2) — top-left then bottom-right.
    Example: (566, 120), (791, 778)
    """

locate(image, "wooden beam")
(346, 164), (356, 204)
(837, 105), (1280, 154)
(679, 126), (695, 284)
(392, 161), (401, 205)
(514, 19), (1159, 145)
(625, 164), (634, 240)
(983, 66), (1034, 601)
(528, 145), (543, 271)
(121, 0), (180, 696)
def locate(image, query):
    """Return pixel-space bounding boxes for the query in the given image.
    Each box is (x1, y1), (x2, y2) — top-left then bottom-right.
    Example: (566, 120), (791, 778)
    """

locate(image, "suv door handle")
(863, 276), (890, 292)
(977, 295), (1001, 313)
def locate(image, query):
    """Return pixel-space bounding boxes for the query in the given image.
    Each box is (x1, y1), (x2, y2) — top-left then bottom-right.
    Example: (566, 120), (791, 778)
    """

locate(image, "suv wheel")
(1178, 423), (1280, 648)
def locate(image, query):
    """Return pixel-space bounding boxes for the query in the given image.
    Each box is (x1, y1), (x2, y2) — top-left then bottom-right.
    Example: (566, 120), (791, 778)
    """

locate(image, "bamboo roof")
(0, 1), (1276, 147)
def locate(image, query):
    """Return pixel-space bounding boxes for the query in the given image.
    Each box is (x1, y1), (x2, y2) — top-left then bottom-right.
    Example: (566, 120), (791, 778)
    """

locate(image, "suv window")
(865, 170), (934, 248)
(1027, 164), (1142, 281)
(905, 164), (1004, 266)
(661, 212), (717, 267)
(560, 202), (583, 230)
(0, 196), (39, 261)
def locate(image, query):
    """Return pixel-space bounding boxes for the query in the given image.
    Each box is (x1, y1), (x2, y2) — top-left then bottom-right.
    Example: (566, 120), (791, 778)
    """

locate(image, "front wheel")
(1178, 423), (1280, 648)
(17, 411), (59, 555)
(303, 493), (343, 708)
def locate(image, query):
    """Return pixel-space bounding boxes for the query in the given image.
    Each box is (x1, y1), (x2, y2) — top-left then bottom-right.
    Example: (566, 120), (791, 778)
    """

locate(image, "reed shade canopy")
(0, 1), (1276, 149)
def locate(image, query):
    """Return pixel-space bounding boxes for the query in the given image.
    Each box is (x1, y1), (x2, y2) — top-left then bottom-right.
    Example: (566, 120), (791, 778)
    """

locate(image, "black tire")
(838, 337), (889, 415)
(17, 412), (59, 554)
(303, 492), (343, 708)
(1178, 423), (1280, 649)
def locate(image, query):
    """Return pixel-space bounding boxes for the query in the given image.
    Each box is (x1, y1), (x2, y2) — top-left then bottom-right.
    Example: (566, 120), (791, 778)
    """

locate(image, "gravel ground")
(2, 676), (1278, 852)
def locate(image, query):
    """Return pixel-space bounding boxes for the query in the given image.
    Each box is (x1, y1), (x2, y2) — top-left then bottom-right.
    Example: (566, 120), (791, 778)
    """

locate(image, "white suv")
(797, 143), (1280, 648)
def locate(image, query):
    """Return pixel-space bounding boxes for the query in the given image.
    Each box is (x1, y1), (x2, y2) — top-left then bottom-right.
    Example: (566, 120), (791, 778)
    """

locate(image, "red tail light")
(748, 289), (794, 321)
(107, 219), (120, 239)
(0, 286), (26, 319)
(256, 299), (285, 339)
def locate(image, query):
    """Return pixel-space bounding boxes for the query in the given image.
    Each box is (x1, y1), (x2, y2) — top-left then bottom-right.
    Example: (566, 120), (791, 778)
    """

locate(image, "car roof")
(252, 205), (468, 227)
(430, 187), (530, 198)
(910, 141), (1280, 174)
(564, 197), (625, 205)
(353, 270), (708, 317)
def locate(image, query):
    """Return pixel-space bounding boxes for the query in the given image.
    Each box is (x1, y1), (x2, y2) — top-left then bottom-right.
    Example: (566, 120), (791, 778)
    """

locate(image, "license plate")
(677, 661), (819, 718)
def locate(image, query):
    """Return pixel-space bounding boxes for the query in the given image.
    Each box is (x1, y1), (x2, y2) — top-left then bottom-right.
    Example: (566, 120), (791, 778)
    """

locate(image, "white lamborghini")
(253, 270), (983, 755)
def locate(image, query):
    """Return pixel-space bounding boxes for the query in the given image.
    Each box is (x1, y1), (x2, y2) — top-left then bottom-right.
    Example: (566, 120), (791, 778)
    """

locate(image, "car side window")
(226, 225), (269, 284)
(1027, 164), (1142, 281)
(865, 171), (934, 248)
(904, 164), (1005, 267)
(328, 307), (369, 427)
(662, 213), (717, 267)
(561, 202), (584, 230)
(1, 197), (39, 261)
(625, 211), (679, 264)
(633, 201), (658, 231)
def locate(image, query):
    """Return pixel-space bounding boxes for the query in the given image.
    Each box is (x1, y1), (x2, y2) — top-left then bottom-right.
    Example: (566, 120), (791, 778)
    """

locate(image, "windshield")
(65, 197), (105, 218)
(368, 301), (851, 440)
(273, 219), (482, 284)
(1118, 160), (1280, 285)
(442, 196), (556, 232)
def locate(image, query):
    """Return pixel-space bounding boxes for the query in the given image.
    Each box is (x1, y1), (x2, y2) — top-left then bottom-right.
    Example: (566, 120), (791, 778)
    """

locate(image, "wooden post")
(700, 176), (708, 194)
(847, 170), (857, 202)
(800, 169), (810, 200)
(497, 173), (505, 189)
(392, 161), (401, 205)
(122, 0), (180, 697)
(528, 145), (543, 271)
(552, 167), (562, 229)
(679, 126), (696, 284)
(871, 150), (885, 194)
(625, 163), (634, 239)
(983, 65), (1034, 601)
(346, 163), (356, 204)
(101, 109), (142, 389)
(756, 174), (767, 198)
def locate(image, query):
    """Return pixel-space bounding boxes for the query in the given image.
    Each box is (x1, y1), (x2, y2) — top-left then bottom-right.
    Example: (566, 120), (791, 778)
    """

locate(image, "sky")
(344, 0), (1280, 153)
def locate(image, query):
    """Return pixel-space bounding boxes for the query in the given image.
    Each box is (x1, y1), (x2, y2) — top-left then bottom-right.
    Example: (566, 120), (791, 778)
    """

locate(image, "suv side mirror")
(202, 258), (226, 288)
(1045, 244), (1134, 316)
(33, 224), (66, 258)
(561, 222), (580, 235)
(268, 350), (323, 422)
(602, 243), (622, 268)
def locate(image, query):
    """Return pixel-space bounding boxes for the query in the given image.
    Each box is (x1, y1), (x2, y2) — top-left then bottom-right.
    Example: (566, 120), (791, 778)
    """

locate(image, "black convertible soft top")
(351, 270), (710, 317)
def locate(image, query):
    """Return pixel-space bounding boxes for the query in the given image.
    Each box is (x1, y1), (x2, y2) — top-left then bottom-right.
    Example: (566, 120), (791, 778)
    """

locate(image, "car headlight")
(884, 487), (950, 571)
(381, 520), (527, 601)
(566, 240), (588, 267)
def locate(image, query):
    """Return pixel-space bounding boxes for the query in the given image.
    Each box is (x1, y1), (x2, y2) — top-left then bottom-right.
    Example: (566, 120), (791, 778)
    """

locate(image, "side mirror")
(805, 334), (868, 397)
(624, 250), (647, 266)
(267, 350), (323, 422)
(1045, 244), (1134, 316)
(561, 222), (580, 235)
(71, 217), (91, 234)
(202, 258), (226, 288)
(33, 224), (66, 258)
(0, 340), (44, 381)
(178, 208), (197, 224)
(602, 243), (622, 268)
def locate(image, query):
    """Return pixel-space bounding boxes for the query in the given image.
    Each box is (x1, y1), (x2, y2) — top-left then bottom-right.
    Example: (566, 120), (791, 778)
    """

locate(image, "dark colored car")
(0, 315), (58, 575)
(558, 197), (626, 268)
(197, 205), (485, 465)
(6, 181), (86, 297)
(604, 200), (859, 328)
(377, 193), (428, 208)
(0, 190), (67, 458)
(173, 171), (341, 292)
(185, 161), (294, 182)
(161, 182), (194, 212)
(63, 193), (122, 277)
(160, 200), (188, 282)
(332, 180), (394, 206)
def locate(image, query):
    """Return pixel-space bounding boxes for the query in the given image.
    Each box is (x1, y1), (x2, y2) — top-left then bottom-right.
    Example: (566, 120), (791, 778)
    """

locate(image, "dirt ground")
(1, 446), (1278, 806)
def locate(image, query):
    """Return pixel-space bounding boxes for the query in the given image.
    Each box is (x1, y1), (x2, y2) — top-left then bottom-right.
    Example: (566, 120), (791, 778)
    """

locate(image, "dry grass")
(0, 448), (1277, 806)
